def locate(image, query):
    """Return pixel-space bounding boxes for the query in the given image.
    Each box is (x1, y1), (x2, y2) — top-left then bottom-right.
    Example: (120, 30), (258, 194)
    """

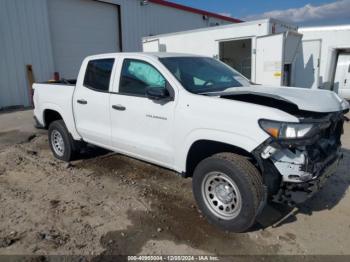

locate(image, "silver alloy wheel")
(51, 130), (65, 157)
(201, 172), (242, 220)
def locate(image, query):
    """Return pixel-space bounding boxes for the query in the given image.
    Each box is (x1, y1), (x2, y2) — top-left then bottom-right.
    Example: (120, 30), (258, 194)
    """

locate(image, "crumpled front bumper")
(265, 145), (342, 183)
(272, 150), (342, 204)
(253, 110), (346, 205)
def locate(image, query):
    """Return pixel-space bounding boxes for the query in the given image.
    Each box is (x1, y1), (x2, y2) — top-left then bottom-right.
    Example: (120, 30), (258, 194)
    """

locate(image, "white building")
(143, 19), (302, 87)
(296, 25), (350, 99)
(143, 19), (350, 99)
(0, 0), (238, 110)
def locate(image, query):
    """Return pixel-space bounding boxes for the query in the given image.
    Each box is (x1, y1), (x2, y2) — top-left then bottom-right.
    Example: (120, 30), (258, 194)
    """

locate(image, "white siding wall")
(0, 0), (54, 108)
(142, 21), (271, 60)
(0, 0), (232, 109)
(299, 27), (350, 89)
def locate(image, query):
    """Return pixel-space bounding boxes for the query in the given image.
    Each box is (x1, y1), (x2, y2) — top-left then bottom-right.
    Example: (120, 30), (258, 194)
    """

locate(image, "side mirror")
(146, 86), (170, 100)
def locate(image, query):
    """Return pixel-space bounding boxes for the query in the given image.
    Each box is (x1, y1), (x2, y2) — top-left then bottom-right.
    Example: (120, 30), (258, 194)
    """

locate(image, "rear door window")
(84, 59), (114, 92)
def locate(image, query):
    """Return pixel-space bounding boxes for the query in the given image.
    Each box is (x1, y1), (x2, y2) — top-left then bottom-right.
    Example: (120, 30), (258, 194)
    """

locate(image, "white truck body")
(143, 19), (302, 87)
(33, 52), (348, 172)
(33, 52), (349, 231)
(33, 53), (288, 172)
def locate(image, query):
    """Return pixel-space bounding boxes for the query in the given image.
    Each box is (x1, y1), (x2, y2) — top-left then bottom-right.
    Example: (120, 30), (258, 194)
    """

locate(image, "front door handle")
(77, 99), (87, 105)
(112, 105), (126, 111)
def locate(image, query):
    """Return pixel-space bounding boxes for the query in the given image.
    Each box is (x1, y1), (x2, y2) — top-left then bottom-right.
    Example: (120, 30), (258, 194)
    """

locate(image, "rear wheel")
(48, 120), (80, 162)
(192, 152), (264, 232)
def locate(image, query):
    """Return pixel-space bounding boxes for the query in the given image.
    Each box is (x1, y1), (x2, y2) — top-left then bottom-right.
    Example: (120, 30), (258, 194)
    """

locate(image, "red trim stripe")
(148, 0), (242, 23)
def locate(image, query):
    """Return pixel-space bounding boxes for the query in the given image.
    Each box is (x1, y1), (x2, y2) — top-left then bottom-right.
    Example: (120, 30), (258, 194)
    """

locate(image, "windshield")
(159, 57), (250, 94)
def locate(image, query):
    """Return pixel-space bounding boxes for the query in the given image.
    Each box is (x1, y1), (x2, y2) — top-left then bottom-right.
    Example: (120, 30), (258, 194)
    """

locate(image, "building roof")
(143, 19), (277, 41)
(299, 24), (350, 32)
(149, 0), (242, 23)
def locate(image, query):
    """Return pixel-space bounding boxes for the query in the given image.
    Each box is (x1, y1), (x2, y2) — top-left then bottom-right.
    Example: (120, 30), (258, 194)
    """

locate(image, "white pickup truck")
(33, 52), (349, 232)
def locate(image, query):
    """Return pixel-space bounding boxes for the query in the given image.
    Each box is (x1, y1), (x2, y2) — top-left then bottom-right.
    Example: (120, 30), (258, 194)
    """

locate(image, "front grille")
(320, 115), (343, 142)
(304, 114), (344, 171)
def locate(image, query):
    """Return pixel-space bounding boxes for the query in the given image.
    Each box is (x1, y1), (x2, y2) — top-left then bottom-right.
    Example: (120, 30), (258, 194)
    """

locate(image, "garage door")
(48, 0), (121, 79)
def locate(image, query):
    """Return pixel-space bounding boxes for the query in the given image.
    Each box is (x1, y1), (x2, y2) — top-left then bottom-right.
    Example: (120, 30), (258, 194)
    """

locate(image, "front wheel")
(192, 152), (264, 232)
(48, 120), (79, 162)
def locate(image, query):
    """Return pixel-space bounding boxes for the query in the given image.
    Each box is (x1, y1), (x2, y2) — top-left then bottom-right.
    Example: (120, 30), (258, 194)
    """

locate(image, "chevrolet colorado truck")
(33, 53), (349, 232)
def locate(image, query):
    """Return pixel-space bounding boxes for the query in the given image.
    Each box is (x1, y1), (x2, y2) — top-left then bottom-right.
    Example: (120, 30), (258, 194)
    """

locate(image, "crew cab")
(33, 53), (349, 232)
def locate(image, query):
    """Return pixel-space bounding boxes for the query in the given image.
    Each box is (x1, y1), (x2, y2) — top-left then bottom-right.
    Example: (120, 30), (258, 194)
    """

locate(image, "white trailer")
(296, 25), (350, 99)
(143, 19), (302, 87)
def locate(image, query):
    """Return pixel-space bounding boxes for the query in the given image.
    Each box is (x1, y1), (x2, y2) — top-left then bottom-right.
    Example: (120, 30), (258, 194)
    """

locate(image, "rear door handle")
(77, 99), (87, 105)
(112, 105), (126, 111)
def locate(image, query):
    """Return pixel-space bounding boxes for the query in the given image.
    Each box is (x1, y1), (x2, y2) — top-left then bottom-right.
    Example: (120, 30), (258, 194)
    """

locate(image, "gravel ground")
(0, 110), (349, 256)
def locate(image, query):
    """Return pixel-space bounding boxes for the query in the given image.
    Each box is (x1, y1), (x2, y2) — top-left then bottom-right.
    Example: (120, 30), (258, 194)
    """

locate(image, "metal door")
(293, 40), (321, 89)
(334, 53), (350, 99)
(48, 0), (121, 79)
(255, 34), (284, 85)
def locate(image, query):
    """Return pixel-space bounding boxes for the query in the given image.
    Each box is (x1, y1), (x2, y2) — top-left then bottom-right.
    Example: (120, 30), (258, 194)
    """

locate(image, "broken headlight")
(259, 119), (317, 139)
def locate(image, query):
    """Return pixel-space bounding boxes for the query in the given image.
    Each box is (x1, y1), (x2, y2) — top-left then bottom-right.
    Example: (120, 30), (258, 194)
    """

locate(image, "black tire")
(192, 152), (264, 232)
(48, 120), (80, 162)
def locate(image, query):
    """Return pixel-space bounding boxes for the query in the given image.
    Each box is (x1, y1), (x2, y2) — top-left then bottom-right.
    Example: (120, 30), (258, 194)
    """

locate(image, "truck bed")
(33, 82), (80, 139)
(40, 79), (77, 85)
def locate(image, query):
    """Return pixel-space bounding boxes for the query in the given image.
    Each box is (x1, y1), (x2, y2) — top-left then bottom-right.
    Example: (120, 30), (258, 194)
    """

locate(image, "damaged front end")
(254, 111), (347, 206)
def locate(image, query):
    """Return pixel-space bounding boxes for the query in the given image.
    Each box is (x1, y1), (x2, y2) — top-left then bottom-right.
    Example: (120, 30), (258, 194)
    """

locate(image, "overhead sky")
(169, 0), (350, 26)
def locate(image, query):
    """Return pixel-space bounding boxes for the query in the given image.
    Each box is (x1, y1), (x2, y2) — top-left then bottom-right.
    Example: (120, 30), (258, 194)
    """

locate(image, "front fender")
(175, 128), (268, 172)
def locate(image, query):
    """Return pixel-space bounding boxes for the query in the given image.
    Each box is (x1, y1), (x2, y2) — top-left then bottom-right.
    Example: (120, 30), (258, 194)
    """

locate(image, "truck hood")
(206, 86), (349, 113)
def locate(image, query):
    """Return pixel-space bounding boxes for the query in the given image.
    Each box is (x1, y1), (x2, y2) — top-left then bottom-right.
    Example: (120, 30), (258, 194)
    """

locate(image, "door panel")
(256, 34), (284, 86)
(335, 53), (350, 99)
(283, 32), (303, 65)
(294, 40), (321, 89)
(73, 58), (115, 146)
(73, 88), (111, 145)
(110, 58), (175, 167)
(110, 95), (175, 166)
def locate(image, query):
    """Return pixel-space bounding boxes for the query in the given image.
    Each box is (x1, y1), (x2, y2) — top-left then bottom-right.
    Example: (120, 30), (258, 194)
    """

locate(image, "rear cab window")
(84, 59), (115, 92)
